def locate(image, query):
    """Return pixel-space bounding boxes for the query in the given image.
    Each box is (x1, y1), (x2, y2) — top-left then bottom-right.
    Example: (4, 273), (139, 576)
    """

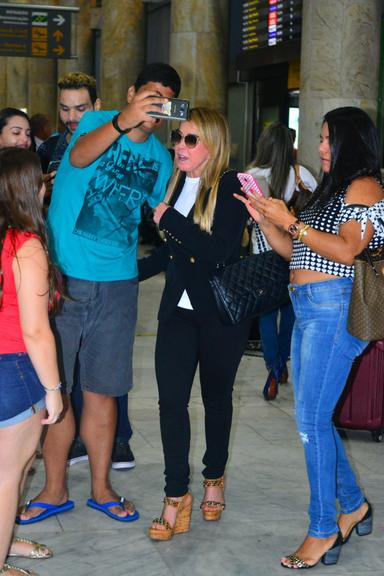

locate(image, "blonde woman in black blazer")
(139, 108), (250, 541)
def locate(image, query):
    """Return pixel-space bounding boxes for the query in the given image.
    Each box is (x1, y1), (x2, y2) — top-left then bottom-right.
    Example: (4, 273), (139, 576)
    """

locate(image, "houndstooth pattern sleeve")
(337, 199), (384, 240)
(251, 224), (271, 254)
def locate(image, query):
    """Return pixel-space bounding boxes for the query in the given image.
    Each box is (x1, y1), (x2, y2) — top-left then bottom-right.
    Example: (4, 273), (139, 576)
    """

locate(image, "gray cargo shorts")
(52, 276), (138, 397)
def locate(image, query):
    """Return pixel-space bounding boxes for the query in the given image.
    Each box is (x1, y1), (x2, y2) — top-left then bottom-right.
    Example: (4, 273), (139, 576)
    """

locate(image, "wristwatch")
(111, 113), (130, 135)
(287, 219), (300, 237)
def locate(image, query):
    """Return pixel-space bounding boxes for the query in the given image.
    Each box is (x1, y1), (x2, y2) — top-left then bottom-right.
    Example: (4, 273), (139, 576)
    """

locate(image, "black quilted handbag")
(209, 250), (291, 325)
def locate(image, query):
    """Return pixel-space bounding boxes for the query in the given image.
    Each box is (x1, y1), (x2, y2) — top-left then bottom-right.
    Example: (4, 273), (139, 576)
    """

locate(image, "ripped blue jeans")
(289, 278), (368, 538)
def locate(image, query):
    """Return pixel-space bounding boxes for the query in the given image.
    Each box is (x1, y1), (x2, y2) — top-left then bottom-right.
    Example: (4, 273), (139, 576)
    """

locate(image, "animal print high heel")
(200, 476), (225, 521)
(148, 493), (193, 541)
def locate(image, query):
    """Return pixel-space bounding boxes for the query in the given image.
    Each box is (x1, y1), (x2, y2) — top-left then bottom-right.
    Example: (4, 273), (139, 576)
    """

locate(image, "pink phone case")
(237, 173), (264, 198)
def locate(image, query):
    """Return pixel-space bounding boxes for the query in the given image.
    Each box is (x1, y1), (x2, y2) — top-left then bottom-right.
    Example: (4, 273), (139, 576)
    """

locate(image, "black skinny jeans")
(155, 307), (250, 496)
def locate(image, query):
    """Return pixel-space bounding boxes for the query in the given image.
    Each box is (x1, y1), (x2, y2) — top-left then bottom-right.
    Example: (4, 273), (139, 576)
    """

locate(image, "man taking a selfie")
(39, 72), (140, 471)
(17, 62), (181, 525)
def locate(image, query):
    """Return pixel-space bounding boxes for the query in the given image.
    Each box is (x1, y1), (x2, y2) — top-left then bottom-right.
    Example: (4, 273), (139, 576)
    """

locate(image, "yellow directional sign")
(53, 45), (64, 56)
(0, 2), (79, 59)
(53, 29), (63, 42)
(32, 41), (48, 56)
(32, 27), (48, 41)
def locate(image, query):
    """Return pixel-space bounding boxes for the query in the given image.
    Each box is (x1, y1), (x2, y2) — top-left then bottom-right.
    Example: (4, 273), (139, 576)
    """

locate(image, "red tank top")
(0, 229), (40, 353)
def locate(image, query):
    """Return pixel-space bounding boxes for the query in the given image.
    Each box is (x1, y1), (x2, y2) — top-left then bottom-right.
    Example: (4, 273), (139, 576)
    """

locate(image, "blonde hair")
(165, 108), (231, 233)
(58, 72), (98, 104)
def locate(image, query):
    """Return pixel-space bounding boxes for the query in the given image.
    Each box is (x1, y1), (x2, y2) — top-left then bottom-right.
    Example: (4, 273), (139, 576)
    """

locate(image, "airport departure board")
(242, 0), (302, 52)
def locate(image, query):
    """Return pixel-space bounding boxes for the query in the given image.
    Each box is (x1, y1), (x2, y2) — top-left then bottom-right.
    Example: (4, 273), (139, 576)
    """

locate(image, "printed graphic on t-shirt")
(74, 142), (160, 247)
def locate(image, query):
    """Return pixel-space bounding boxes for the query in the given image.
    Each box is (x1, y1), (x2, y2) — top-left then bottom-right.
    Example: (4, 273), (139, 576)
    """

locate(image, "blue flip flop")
(86, 496), (139, 522)
(16, 500), (75, 525)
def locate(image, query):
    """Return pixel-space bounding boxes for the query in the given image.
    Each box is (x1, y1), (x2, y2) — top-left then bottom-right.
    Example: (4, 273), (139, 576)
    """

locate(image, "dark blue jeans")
(259, 302), (295, 370)
(289, 278), (368, 537)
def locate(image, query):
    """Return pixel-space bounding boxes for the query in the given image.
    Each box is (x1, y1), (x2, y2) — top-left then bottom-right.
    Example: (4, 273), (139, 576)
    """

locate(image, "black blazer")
(138, 170), (248, 322)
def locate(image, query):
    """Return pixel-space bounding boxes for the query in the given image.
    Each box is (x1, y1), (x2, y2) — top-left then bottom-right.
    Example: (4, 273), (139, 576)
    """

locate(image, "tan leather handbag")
(347, 246), (384, 341)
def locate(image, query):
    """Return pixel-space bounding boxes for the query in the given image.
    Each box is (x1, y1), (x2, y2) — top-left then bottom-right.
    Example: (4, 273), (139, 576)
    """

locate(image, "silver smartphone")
(148, 98), (189, 121)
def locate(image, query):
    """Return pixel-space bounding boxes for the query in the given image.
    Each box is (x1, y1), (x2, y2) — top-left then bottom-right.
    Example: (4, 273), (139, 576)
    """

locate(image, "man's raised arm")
(70, 90), (169, 167)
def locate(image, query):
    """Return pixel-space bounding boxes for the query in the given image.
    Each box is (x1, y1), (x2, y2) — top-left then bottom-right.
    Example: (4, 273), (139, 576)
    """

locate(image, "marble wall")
(299, 0), (381, 175)
(100, 0), (145, 109)
(170, 0), (229, 111)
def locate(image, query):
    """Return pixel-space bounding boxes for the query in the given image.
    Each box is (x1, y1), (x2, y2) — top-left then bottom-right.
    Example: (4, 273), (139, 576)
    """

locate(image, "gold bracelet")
(298, 224), (310, 242)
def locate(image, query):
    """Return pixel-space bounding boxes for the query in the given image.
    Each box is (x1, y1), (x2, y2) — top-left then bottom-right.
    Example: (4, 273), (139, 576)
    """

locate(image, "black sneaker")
(111, 442), (136, 470)
(67, 439), (88, 466)
(243, 339), (263, 357)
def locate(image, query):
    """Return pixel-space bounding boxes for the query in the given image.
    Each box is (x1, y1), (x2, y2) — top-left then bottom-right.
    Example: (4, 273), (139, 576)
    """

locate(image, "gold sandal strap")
(0, 564), (34, 575)
(203, 477), (224, 488)
(152, 517), (172, 530)
(200, 500), (225, 510)
(163, 497), (183, 508)
(12, 537), (34, 546)
(10, 536), (52, 560)
(285, 554), (311, 569)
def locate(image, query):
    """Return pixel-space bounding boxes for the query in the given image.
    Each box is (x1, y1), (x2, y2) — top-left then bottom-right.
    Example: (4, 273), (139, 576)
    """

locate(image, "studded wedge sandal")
(200, 476), (225, 521)
(148, 493), (193, 541)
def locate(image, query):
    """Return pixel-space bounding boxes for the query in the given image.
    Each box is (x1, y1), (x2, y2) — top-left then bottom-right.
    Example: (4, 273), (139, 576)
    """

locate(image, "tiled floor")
(14, 268), (384, 575)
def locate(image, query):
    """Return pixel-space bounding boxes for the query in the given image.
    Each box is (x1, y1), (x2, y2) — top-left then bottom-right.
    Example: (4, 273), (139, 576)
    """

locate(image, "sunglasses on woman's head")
(170, 129), (200, 148)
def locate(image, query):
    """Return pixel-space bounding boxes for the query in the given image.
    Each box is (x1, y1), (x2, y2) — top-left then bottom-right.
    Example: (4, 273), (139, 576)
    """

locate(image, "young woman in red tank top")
(0, 147), (62, 575)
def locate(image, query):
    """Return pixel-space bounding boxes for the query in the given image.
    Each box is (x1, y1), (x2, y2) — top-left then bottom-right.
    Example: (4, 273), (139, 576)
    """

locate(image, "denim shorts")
(0, 353), (46, 426)
(0, 397), (46, 429)
(52, 276), (138, 397)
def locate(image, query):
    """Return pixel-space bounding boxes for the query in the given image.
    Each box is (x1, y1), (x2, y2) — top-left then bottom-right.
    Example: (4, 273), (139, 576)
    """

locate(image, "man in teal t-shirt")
(47, 108), (172, 280)
(19, 63), (181, 525)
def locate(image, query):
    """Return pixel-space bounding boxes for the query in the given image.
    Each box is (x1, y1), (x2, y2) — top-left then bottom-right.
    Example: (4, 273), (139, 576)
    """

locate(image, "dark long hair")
(0, 107), (30, 134)
(0, 107), (34, 151)
(308, 107), (382, 208)
(0, 147), (60, 307)
(247, 121), (294, 200)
